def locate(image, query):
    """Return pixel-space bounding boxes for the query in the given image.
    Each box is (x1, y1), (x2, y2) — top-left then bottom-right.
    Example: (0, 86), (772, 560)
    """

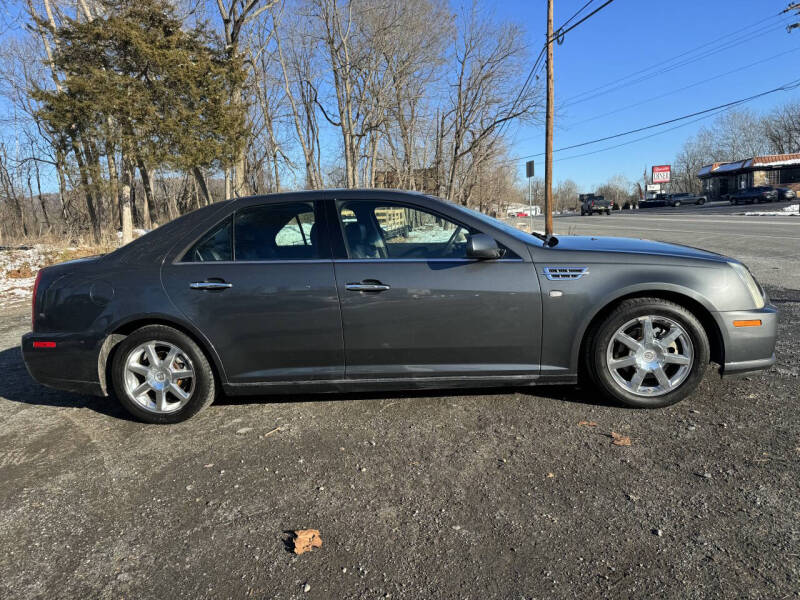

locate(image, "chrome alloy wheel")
(605, 315), (694, 397)
(123, 341), (195, 413)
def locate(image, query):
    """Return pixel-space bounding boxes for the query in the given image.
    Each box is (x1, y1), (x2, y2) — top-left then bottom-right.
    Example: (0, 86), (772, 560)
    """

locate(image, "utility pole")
(544, 0), (555, 237)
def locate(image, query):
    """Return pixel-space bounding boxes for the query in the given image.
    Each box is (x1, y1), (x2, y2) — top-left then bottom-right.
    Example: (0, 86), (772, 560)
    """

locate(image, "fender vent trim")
(542, 267), (589, 280)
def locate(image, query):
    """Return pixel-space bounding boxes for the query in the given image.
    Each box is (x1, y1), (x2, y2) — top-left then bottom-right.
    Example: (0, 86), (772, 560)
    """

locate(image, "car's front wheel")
(585, 298), (710, 408)
(111, 325), (216, 423)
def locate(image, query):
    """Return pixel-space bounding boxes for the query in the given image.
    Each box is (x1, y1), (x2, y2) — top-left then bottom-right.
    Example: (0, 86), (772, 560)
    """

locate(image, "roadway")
(506, 201), (800, 289)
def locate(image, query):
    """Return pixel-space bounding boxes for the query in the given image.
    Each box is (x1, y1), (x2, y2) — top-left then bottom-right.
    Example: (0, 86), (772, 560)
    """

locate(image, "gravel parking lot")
(1, 213), (798, 599)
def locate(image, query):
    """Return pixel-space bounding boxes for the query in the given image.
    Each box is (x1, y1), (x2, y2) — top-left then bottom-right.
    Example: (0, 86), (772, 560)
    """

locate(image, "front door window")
(337, 201), (474, 259)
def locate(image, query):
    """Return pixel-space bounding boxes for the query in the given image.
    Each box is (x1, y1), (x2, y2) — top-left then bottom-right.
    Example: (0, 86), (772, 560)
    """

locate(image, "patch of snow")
(115, 228), (150, 240)
(743, 203), (799, 216)
(752, 158), (800, 168)
(0, 246), (49, 307)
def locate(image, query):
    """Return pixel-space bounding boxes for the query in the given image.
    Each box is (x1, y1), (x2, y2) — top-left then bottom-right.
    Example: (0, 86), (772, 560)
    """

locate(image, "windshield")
(446, 202), (550, 245)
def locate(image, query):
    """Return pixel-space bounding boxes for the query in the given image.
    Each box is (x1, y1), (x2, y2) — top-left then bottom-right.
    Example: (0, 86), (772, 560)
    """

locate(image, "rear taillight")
(32, 270), (42, 330)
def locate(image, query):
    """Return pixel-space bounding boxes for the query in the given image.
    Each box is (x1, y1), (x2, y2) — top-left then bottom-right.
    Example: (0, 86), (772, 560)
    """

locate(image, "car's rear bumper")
(716, 304), (778, 377)
(21, 332), (105, 396)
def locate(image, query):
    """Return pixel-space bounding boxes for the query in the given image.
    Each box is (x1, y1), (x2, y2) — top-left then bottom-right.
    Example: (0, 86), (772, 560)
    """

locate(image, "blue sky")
(491, 0), (800, 191)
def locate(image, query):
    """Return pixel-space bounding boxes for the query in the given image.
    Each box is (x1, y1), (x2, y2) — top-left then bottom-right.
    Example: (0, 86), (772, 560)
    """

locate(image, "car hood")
(547, 235), (728, 262)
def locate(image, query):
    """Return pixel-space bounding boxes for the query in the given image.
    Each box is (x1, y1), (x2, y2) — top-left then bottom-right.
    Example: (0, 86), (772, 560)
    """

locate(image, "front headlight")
(729, 262), (765, 309)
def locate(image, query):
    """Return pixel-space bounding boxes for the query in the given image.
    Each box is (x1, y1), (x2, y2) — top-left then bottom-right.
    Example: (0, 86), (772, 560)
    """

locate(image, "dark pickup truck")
(579, 194), (612, 215)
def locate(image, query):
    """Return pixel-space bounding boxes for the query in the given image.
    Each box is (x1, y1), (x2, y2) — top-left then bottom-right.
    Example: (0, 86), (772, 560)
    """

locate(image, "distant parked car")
(774, 187), (797, 201)
(580, 195), (613, 215)
(666, 192), (707, 207)
(729, 187), (778, 205)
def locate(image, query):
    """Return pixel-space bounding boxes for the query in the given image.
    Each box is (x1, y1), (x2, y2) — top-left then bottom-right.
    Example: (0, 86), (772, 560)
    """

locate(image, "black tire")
(673, 201), (681, 207)
(584, 298), (710, 408)
(697, 198), (705, 205)
(111, 324), (216, 424)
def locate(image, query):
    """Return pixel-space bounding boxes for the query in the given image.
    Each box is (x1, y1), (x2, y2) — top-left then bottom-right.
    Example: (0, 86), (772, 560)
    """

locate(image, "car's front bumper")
(715, 304), (778, 376)
(21, 332), (105, 396)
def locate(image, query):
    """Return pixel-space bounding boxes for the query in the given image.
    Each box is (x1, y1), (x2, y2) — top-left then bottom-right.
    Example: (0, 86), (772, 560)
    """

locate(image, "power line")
(504, 78), (800, 164)
(548, 0), (616, 43)
(556, 0), (596, 32)
(497, 0), (614, 139)
(553, 107), (732, 163)
(563, 45), (800, 129)
(562, 14), (789, 106)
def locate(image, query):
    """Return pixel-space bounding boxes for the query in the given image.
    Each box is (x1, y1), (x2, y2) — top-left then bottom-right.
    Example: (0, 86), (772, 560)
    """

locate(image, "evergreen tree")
(33, 0), (247, 240)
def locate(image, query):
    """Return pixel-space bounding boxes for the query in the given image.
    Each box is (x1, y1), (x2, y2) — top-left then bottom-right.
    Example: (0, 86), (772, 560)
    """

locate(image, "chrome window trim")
(172, 259), (335, 266)
(333, 258), (524, 263)
(171, 258), (524, 266)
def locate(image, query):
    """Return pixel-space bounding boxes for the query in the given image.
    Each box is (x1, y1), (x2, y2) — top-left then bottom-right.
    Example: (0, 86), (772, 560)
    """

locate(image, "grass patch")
(7, 265), (35, 279)
(45, 245), (113, 266)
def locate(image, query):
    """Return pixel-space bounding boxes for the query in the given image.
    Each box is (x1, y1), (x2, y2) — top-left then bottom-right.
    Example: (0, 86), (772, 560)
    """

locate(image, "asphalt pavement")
(510, 202), (800, 289)
(1, 211), (798, 599)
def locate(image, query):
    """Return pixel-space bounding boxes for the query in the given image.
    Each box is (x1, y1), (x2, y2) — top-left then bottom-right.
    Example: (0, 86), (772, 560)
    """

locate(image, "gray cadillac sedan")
(22, 190), (777, 423)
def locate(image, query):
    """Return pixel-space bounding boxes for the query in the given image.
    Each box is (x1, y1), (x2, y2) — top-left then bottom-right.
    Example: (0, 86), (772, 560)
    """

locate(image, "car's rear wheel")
(111, 325), (216, 423)
(585, 298), (710, 408)
(698, 198), (705, 205)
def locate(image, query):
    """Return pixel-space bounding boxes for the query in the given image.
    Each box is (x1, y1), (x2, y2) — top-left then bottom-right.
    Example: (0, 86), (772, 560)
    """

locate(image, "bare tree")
(440, 2), (542, 204)
(764, 100), (800, 154)
(215, 0), (279, 197)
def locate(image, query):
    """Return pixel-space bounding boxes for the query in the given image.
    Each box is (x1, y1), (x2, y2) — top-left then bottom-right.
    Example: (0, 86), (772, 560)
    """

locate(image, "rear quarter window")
(182, 216), (233, 262)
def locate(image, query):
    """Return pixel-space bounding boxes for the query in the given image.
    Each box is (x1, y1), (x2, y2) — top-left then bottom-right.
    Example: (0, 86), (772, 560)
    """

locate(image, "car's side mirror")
(466, 233), (504, 260)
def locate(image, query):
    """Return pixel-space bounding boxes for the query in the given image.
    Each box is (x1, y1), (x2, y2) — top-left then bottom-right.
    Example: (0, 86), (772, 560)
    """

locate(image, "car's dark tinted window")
(183, 216), (233, 262)
(235, 202), (324, 261)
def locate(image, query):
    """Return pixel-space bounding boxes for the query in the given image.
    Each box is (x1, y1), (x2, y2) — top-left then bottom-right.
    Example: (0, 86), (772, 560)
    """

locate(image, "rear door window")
(182, 201), (327, 262)
(235, 202), (325, 261)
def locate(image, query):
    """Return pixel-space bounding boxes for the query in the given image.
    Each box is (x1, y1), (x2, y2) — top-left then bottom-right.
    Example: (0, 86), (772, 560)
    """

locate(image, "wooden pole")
(544, 0), (554, 236)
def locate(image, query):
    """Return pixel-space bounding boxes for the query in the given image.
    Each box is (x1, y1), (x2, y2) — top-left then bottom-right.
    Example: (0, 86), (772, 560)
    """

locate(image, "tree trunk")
(137, 159), (156, 227)
(55, 148), (69, 224)
(119, 159), (133, 244)
(105, 142), (121, 231)
(71, 136), (100, 242)
(86, 141), (109, 229)
(193, 166), (213, 205)
(231, 85), (249, 197)
(33, 159), (50, 229)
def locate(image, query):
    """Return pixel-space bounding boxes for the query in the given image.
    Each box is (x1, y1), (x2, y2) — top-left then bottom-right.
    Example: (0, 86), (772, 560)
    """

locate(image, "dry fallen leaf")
(578, 420), (598, 427)
(546, 472), (555, 478)
(293, 529), (322, 555)
(610, 432), (632, 447)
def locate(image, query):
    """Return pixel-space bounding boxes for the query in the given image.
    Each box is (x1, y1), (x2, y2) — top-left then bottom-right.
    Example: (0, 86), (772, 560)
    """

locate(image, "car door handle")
(345, 282), (390, 292)
(190, 281), (233, 290)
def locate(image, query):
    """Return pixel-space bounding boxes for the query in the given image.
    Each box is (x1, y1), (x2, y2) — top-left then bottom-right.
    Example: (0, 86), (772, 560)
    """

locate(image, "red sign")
(652, 165), (671, 184)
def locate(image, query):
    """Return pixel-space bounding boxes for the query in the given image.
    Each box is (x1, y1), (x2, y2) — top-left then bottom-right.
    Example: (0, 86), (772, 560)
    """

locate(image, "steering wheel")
(441, 227), (464, 258)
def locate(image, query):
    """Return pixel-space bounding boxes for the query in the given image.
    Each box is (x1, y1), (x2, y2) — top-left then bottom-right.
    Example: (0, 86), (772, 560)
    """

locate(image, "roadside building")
(698, 153), (800, 200)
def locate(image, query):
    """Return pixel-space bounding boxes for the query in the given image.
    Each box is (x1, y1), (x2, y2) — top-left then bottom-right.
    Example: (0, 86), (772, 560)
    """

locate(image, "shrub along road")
(0, 216), (798, 599)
